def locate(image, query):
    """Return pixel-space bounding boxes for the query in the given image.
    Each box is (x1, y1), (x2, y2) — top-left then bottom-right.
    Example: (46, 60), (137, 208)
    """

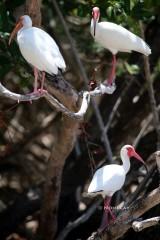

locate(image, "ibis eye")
(127, 147), (134, 157)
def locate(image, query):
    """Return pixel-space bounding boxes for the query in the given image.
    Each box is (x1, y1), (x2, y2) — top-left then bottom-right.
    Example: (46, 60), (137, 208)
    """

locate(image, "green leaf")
(107, 6), (113, 18)
(124, 62), (140, 75)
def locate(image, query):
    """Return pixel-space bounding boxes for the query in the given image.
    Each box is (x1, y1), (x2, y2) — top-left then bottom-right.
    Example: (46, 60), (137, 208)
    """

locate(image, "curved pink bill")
(9, 21), (22, 45)
(132, 150), (148, 173)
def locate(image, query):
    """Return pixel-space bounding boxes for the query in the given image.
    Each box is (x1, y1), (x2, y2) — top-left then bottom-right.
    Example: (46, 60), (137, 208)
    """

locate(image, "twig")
(51, 0), (113, 162)
(139, 21), (160, 149)
(56, 199), (102, 240)
(132, 216), (160, 232)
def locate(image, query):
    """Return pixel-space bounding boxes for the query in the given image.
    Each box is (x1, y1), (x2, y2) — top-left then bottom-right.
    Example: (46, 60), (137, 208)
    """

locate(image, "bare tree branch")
(132, 216), (160, 232)
(0, 81), (115, 120)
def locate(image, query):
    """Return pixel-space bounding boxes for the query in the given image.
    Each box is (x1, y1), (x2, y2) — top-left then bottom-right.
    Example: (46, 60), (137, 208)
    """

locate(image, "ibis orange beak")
(9, 20), (23, 45)
(132, 149), (148, 173)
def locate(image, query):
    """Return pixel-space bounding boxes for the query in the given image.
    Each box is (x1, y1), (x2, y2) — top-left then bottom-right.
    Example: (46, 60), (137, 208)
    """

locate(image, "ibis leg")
(36, 71), (47, 94)
(108, 206), (116, 222)
(105, 197), (116, 222)
(98, 197), (111, 232)
(98, 197), (116, 232)
(40, 72), (45, 91)
(107, 54), (116, 85)
(98, 210), (109, 233)
(33, 67), (39, 92)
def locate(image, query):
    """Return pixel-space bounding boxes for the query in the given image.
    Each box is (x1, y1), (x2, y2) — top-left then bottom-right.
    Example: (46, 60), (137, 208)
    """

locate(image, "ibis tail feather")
(134, 36), (151, 56)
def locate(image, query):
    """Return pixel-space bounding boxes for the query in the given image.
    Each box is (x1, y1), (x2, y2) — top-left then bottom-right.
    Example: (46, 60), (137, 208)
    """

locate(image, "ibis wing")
(95, 22), (151, 56)
(17, 27), (66, 74)
(88, 164), (125, 195)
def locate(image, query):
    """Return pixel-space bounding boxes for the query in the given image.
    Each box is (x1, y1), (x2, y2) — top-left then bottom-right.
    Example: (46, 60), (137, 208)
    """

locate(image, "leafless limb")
(139, 21), (160, 149)
(132, 216), (160, 232)
(0, 81), (115, 120)
(87, 187), (160, 240)
(51, 0), (113, 162)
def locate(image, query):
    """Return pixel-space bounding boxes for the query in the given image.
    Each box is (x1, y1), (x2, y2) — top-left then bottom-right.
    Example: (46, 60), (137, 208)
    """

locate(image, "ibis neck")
(17, 26), (31, 38)
(121, 152), (130, 174)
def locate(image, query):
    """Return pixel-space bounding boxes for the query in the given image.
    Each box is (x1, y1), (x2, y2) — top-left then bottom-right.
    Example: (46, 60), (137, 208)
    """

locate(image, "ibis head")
(9, 15), (32, 45)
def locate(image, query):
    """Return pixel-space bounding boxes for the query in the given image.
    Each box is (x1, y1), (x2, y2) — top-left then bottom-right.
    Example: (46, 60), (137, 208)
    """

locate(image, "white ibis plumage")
(91, 7), (151, 85)
(9, 15), (66, 93)
(88, 145), (147, 230)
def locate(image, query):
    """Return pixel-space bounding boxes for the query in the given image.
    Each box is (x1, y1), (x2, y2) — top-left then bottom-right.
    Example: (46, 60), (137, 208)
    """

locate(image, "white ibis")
(91, 7), (151, 85)
(88, 145), (147, 230)
(9, 15), (66, 94)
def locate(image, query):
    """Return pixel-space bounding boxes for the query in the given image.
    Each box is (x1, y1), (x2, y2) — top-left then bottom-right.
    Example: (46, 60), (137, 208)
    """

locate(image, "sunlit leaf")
(124, 62), (140, 75)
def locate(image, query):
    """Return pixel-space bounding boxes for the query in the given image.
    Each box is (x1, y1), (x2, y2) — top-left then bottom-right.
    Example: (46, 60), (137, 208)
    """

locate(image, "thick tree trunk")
(40, 116), (79, 239)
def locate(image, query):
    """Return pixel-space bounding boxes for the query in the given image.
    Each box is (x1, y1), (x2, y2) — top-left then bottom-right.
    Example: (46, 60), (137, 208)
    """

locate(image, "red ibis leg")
(105, 197), (116, 222)
(26, 67), (39, 102)
(33, 67), (39, 93)
(107, 54), (116, 85)
(39, 71), (47, 94)
(41, 71), (45, 91)
(98, 197), (116, 232)
(98, 208), (109, 232)
(27, 69), (46, 98)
